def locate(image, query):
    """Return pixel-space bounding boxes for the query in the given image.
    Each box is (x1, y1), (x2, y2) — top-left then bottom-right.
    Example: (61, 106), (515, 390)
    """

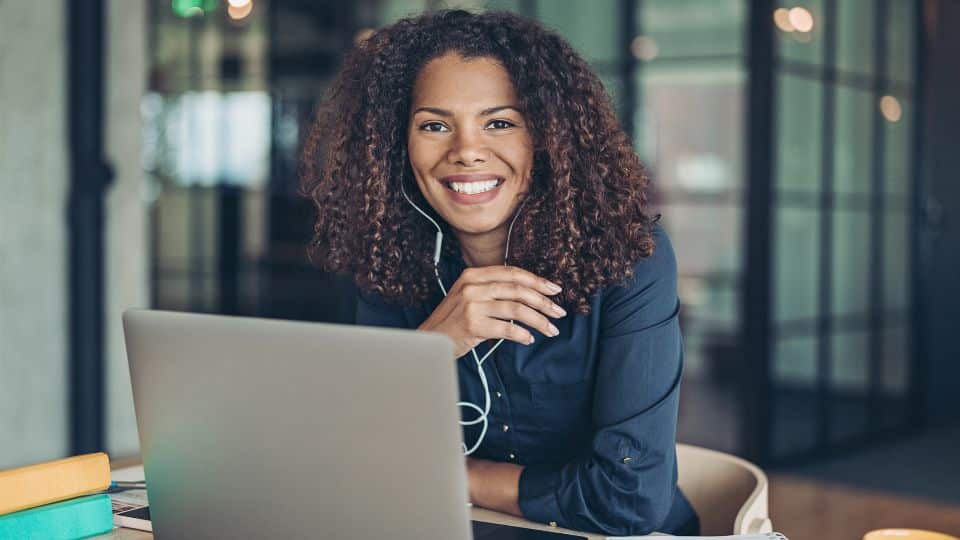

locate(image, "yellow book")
(0, 453), (111, 516)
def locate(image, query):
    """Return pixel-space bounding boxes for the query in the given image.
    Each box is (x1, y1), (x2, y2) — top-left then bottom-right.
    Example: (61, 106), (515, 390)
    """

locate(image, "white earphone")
(399, 176), (527, 455)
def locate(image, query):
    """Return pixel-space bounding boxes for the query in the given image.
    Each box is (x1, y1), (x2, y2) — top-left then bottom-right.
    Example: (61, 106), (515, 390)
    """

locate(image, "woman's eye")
(487, 119), (515, 130)
(420, 122), (449, 132)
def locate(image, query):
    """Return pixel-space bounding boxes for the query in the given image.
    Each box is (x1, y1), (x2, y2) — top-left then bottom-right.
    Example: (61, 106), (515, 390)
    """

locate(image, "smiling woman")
(407, 53), (534, 266)
(300, 9), (698, 537)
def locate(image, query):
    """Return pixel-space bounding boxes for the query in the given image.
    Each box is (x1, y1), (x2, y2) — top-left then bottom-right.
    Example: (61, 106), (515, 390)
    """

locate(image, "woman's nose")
(446, 129), (489, 165)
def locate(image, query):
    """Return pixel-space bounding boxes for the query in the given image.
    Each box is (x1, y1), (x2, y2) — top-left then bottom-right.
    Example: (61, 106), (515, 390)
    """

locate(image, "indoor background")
(1, 1), (958, 538)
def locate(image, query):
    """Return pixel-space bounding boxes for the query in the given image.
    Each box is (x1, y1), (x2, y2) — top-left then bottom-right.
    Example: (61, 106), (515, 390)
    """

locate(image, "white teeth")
(448, 179), (500, 195)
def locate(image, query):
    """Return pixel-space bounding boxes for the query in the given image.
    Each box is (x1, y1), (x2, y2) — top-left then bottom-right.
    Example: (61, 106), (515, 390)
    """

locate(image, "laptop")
(122, 309), (586, 539)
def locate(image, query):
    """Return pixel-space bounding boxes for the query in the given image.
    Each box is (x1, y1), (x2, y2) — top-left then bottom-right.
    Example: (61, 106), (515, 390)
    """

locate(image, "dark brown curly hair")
(302, 9), (657, 315)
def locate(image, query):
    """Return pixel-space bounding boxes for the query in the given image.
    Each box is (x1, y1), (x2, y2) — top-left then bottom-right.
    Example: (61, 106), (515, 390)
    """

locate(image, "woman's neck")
(455, 227), (508, 268)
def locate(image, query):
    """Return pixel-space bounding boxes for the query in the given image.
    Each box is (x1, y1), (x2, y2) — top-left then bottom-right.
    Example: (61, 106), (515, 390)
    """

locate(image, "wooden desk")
(97, 465), (622, 539)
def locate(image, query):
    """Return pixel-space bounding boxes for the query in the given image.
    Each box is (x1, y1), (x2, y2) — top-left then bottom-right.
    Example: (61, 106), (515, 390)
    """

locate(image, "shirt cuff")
(517, 462), (563, 526)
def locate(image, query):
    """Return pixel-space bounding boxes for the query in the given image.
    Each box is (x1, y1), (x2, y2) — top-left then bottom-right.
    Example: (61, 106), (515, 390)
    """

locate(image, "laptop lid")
(122, 309), (470, 540)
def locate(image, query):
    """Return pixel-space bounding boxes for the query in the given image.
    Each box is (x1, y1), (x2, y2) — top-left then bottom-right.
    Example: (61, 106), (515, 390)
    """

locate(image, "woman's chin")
(449, 216), (509, 236)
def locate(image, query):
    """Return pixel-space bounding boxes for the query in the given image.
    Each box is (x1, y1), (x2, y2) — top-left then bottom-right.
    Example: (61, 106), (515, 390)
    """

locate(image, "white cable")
(400, 179), (527, 455)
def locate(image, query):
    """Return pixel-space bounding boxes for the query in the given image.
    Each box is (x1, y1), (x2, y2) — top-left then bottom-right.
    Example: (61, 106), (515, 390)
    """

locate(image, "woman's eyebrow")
(411, 105), (522, 117)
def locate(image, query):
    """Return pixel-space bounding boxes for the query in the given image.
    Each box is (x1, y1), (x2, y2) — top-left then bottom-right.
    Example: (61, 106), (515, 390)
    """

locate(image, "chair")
(676, 443), (774, 535)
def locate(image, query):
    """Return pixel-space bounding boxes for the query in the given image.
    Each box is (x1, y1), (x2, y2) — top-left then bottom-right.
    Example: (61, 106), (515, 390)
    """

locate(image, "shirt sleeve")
(517, 227), (684, 536)
(355, 288), (409, 329)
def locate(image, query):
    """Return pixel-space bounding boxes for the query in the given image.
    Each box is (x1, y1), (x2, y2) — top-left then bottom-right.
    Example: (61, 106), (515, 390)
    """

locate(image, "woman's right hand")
(417, 266), (568, 358)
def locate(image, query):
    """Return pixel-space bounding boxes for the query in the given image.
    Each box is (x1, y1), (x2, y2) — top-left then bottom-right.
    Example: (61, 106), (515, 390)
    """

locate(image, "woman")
(302, 9), (699, 536)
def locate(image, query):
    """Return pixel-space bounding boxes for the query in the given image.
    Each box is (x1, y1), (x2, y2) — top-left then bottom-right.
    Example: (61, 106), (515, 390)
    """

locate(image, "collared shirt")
(355, 226), (698, 536)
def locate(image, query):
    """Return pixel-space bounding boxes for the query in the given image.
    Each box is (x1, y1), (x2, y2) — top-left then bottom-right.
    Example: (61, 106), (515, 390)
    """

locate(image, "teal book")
(0, 493), (113, 539)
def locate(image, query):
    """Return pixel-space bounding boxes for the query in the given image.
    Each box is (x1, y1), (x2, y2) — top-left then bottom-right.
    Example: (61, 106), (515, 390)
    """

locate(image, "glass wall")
(634, 0), (747, 454)
(143, 0), (919, 463)
(770, 0), (917, 460)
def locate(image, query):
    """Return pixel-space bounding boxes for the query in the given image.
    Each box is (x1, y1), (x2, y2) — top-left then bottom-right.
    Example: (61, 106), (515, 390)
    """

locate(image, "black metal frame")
(866, 0), (889, 436)
(907, 0), (927, 433)
(68, 0), (113, 455)
(743, 0), (776, 464)
(815, 0), (837, 453)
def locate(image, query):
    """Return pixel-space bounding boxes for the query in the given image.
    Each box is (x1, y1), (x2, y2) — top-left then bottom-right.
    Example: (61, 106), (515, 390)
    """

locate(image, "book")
(0, 452), (111, 516)
(0, 493), (114, 539)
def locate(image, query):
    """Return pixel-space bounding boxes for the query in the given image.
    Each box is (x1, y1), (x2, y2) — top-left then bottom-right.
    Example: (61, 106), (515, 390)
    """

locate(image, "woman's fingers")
(485, 281), (566, 318)
(485, 317), (537, 346)
(459, 265), (562, 297)
(482, 300), (559, 339)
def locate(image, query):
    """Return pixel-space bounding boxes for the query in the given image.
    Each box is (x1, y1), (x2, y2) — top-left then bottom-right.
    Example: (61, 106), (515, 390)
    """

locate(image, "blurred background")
(1, 0), (958, 537)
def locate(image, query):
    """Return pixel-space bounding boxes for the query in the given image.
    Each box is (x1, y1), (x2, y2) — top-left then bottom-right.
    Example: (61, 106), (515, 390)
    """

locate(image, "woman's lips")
(442, 178), (505, 205)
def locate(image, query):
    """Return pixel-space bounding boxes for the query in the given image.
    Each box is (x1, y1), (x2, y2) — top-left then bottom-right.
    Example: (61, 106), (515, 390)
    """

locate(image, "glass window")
(833, 86), (874, 196)
(775, 0), (825, 66)
(834, 0), (875, 76)
(776, 74), (823, 195)
(679, 283), (740, 335)
(598, 72), (625, 117)
(882, 324), (910, 395)
(883, 210), (911, 310)
(657, 201), (741, 335)
(638, 65), (745, 196)
(829, 330), (870, 443)
(774, 206), (820, 322)
(883, 96), (912, 197)
(886, 0), (915, 83)
(772, 335), (819, 457)
(538, 0), (620, 64)
(658, 202), (742, 277)
(376, 0), (430, 25)
(637, 0), (745, 59)
(832, 209), (871, 316)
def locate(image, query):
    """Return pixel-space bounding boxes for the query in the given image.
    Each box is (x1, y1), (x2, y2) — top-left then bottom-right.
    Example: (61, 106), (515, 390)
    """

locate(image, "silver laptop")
(123, 309), (586, 540)
(123, 309), (471, 539)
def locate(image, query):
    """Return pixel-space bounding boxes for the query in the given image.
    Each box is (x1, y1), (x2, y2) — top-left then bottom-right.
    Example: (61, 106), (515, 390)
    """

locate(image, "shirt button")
(621, 456), (633, 464)
(502, 424), (510, 432)
(548, 521), (558, 527)
(508, 453), (516, 460)
(495, 391), (502, 398)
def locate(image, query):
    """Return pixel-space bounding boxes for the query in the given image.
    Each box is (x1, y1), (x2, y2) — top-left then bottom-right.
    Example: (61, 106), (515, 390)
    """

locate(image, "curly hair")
(302, 9), (657, 315)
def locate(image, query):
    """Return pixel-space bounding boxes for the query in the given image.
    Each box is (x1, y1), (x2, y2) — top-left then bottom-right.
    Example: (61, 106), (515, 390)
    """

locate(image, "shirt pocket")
(528, 379), (593, 434)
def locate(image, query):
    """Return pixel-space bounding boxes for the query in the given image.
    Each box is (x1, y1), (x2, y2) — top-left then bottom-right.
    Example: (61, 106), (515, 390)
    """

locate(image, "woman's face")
(407, 53), (534, 238)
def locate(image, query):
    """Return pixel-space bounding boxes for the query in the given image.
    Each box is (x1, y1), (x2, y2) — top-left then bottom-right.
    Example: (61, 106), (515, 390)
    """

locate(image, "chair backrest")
(676, 443), (773, 535)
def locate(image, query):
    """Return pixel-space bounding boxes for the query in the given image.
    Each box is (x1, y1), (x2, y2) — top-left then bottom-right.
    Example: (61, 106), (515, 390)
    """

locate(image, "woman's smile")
(441, 173), (506, 205)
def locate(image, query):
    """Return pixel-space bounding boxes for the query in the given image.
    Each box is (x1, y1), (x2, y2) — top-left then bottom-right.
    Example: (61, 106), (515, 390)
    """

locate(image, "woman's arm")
(465, 457), (524, 516)
(515, 229), (684, 536)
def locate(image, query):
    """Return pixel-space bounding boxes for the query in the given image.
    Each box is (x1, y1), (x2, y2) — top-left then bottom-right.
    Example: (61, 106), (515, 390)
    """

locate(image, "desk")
(96, 464), (625, 540)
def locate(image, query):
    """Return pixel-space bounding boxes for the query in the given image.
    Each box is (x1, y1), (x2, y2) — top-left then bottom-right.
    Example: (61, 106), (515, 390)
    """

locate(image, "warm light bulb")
(773, 8), (795, 32)
(228, 0), (253, 20)
(788, 7), (815, 33)
(227, 0), (251, 7)
(630, 35), (659, 61)
(880, 95), (902, 122)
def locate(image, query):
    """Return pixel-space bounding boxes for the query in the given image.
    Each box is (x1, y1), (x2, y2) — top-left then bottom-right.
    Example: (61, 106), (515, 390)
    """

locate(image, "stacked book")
(0, 453), (114, 539)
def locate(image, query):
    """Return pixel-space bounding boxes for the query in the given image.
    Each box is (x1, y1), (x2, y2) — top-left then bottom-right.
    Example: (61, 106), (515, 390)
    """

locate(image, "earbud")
(400, 177), (525, 455)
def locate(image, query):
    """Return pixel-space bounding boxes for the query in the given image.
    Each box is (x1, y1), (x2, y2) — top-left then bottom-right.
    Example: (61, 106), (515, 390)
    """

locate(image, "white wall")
(0, 1), (71, 469)
(0, 0), (148, 468)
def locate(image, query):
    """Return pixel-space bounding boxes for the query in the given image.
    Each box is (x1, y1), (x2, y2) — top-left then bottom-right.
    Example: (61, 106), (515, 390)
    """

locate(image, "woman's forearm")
(466, 457), (524, 517)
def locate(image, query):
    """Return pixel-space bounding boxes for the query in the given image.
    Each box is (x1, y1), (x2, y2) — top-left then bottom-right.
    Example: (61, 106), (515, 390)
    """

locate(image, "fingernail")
(553, 304), (567, 317)
(548, 324), (559, 336)
(548, 282), (562, 292)
(527, 335), (535, 344)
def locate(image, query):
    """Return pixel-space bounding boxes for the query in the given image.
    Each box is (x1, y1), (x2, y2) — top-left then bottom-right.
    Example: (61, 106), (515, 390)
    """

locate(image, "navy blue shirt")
(355, 226), (698, 536)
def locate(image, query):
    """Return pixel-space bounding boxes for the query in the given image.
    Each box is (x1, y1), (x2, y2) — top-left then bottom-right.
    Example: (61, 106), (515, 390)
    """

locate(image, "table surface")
(95, 464), (633, 540)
